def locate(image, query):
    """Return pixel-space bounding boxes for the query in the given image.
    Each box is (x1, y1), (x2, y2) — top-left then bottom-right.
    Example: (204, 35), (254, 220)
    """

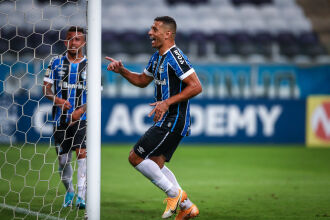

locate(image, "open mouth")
(150, 37), (155, 44)
(68, 47), (78, 52)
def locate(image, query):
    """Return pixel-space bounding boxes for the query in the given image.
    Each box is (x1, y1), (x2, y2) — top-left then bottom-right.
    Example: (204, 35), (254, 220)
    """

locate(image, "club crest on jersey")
(81, 70), (87, 80)
(159, 63), (164, 73)
(58, 66), (67, 77)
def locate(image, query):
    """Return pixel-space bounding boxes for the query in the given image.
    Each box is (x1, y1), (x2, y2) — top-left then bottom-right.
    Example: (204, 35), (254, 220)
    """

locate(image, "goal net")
(0, 0), (89, 219)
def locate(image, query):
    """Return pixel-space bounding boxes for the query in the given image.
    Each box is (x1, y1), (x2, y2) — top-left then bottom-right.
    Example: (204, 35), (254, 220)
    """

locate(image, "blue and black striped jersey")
(144, 45), (195, 136)
(44, 54), (87, 127)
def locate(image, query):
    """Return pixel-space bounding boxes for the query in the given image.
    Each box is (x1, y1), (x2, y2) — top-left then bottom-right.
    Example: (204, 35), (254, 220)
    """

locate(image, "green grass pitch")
(1, 144), (330, 219)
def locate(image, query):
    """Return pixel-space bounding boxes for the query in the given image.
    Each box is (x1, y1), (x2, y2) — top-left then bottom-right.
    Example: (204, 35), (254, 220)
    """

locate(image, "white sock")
(161, 165), (182, 189)
(180, 199), (193, 210)
(135, 159), (179, 197)
(161, 165), (193, 210)
(58, 153), (74, 193)
(77, 158), (87, 200)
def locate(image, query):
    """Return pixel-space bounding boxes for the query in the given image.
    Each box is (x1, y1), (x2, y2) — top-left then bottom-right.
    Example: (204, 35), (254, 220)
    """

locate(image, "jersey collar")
(161, 44), (176, 56)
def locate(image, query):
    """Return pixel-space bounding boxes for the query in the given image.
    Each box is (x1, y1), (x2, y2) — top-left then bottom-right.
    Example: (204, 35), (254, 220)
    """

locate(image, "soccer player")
(106, 16), (202, 219)
(43, 26), (87, 209)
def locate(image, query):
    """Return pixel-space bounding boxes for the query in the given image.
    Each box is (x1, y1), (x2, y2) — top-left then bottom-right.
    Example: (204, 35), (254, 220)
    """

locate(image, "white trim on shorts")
(145, 131), (170, 159)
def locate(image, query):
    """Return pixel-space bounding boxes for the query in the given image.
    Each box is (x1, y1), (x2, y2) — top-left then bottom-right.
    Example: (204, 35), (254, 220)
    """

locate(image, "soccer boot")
(63, 192), (75, 208)
(76, 196), (86, 209)
(162, 189), (187, 219)
(175, 204), (199, 220)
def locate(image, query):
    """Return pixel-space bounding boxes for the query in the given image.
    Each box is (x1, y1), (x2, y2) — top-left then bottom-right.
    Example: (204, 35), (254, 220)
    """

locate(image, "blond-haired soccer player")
(106, 16), (202, 219)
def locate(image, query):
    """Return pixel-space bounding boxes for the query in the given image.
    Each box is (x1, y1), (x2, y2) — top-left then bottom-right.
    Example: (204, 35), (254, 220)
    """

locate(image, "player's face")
(148, 21), (167, 49)
(65, 31), (86, 55)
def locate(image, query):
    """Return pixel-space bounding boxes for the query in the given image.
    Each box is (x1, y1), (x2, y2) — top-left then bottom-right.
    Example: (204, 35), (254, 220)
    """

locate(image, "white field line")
(0, 203), (65, 220)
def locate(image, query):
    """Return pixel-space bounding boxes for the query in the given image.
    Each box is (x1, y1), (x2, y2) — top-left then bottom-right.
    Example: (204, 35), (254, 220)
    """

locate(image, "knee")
(128, 150), (143, 167)
(149, 155), (166, 169)
(76, 148), (86, 159)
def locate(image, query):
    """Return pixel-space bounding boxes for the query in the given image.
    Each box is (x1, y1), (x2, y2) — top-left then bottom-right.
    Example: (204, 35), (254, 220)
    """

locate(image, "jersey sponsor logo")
(173, 49), (185, 65)
(311, 102), (330, 141)
(59, 81), (86, 90)
(154, 78), (167, 86)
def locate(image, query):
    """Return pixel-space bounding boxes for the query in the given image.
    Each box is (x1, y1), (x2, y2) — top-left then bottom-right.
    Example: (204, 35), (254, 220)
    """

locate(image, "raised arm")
(105, 56), (153, 88)
(149, 72), (202, 122)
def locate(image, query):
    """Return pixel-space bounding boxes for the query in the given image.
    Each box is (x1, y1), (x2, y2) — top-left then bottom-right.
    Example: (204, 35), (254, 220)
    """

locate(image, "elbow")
(188, 83), (202, 97)
(138, 83), (148, 88)
(194, 83), (202, 96)
(197, 84), (203, 95)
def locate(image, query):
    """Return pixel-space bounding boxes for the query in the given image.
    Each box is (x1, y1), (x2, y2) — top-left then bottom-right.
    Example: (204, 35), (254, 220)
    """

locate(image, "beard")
(67, 49), (79, 57)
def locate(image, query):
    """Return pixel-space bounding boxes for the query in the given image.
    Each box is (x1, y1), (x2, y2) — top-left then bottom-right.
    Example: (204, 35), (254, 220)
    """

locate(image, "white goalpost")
(86, 0), (102, 219)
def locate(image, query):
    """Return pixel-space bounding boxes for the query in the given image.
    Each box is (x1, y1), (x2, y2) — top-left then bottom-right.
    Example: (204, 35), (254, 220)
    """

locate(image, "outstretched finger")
(158, 112), (165, 122)
(105, 56), (116, 62)
(65, 102), (72, 109)
(148, 107), (156, 117)
(149, 102), (157, 106)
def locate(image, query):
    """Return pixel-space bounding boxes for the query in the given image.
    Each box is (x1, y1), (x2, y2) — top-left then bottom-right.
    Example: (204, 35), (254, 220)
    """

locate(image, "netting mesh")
(0, 0), (87, 219)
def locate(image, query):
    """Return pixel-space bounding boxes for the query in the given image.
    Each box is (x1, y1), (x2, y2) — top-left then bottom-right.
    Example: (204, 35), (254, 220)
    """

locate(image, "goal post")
(86, 0), (102, 219)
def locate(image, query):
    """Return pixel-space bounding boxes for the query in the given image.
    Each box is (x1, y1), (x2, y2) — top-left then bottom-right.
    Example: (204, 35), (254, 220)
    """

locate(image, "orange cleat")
(162, 189), (187, 219)
(175, 204), (199, 220)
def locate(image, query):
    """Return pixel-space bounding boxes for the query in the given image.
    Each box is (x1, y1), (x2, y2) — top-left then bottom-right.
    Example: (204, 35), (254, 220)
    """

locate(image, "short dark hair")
(67, 26), (85, 34)
(154, 16), (177, 34)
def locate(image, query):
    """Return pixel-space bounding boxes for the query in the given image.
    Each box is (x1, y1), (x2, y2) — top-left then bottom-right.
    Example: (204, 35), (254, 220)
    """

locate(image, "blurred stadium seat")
(253, 32), (273, 56)
(190, 31), (209, 56)
(243, 18), (267, 34)
(260, 5), (280, 20)
(232, 32), (257, 56)
(277, 32), (301, 57)
(273, 0), (296, 8)
(175, 32), (191, 53)
(212, 32), (235, 56)
(298, 32), (327, 57)
(102, 31), (121, 56)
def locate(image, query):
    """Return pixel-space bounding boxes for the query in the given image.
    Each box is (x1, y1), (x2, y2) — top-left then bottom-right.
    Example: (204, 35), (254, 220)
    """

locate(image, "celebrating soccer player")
(106, 16), (202, 219)
(43, 26), (87, 209)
